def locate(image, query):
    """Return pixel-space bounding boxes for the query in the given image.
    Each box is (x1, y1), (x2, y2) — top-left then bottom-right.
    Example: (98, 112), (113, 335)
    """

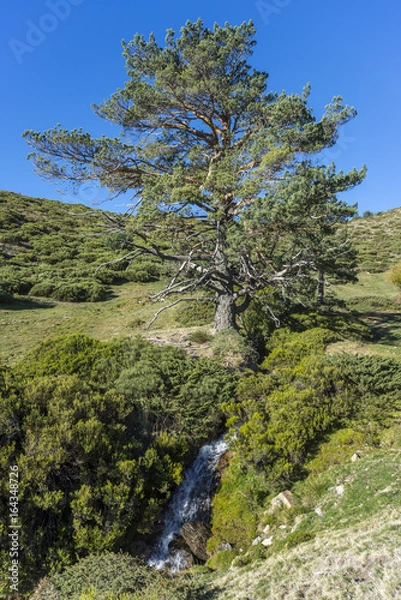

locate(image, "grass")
(0, 281), (214, 365)
(329, 272), (401, 360)
(217, 512), (401, 599)
(3, 269), (401, 366)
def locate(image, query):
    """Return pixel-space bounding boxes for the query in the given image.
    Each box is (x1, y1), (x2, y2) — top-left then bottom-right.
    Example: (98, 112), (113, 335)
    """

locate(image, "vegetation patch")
(0, 335), (236, 594)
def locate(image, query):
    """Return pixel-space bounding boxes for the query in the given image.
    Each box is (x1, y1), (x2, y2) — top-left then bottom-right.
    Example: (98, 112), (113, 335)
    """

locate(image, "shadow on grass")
(364, 311), (401, 345)
(286, 308), (372, 342)
(0, 297), (56, 311)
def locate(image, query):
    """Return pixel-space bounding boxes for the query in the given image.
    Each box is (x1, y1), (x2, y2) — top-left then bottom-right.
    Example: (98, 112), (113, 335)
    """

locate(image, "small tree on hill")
(24, 20), (365, 330)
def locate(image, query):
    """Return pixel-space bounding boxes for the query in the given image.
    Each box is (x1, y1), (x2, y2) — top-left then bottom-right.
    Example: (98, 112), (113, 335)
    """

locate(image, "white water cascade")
(148, 437), (228, 572)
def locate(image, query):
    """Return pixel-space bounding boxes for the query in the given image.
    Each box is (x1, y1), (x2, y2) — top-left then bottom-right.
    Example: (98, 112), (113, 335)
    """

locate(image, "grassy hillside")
(329, 271), (401, 360)
(0, 190), (163, 305)
(211, 447), (401, 599)
(2, 195), (401, 599)
(0, 192), (180, 363)
(348, 208), (401, 272)
(2, 193), (400, 365)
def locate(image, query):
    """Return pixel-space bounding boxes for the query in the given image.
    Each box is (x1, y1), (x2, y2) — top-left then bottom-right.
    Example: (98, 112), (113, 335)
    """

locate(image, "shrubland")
(0, 335), (235, 595)
(2, 194), (401, 598)
(206, 328), (401, 560)
(18, 326), (401, 599)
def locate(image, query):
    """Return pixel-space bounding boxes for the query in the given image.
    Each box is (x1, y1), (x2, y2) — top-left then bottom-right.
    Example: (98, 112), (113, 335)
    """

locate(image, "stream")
(147, 437), (228, 572)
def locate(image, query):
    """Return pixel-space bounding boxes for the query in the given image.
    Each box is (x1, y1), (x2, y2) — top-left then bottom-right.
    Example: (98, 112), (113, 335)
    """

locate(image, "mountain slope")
(349, 208), (401, 272)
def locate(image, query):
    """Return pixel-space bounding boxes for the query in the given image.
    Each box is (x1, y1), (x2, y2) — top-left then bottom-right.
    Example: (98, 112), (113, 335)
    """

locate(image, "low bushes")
(208, 328), (401, 558)
(30, 280), (107, 302)
(0, 335), (236, 594)
(32, 553), (205, 600)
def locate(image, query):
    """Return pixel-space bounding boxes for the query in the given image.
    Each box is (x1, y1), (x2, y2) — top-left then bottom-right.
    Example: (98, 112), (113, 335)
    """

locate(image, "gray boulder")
(180, 520), (212, 562)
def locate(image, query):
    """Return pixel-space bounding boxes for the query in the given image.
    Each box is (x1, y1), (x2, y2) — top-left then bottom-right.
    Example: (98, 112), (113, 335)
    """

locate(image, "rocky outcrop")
(180, 520), (212, 562)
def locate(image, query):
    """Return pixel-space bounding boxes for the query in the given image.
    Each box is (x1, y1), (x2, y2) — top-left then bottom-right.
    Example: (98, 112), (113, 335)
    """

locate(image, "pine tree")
(24, 20), (365, 329)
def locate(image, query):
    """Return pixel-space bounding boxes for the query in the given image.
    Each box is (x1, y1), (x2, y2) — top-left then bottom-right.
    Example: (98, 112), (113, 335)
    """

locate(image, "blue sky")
(2, 0), (400, 214)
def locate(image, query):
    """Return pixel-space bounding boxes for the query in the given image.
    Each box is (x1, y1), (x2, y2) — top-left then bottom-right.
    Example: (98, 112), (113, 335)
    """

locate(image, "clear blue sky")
(2, 0), (400, 214)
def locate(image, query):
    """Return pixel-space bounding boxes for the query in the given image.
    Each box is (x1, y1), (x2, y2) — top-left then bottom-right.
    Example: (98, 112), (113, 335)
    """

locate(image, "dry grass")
(206, 449), (401, 599)
(214, 511), (401, 599)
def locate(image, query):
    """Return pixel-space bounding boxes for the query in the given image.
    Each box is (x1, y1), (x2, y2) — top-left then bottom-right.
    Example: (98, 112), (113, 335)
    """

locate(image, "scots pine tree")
(24, 20), (365, 329)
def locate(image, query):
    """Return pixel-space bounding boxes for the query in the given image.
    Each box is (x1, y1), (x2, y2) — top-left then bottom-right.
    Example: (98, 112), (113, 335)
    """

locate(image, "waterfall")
(148, 437), (228, 572)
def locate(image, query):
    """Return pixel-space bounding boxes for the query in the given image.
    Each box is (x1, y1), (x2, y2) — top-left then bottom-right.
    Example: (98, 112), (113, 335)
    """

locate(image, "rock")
(180, 520), (212, 562)
(336, 484), (344, 496)
(314, 507), (323, 516)
(263, 524), (271, 535)
(252, 535), (264, 546)
(375, 485), (392, 495)
(217, 542), (233, 552)
(168, 535), (197, 569)
(211, 450), (233, 495)
(261, 536), (273, 547)
(271, 490), (295, 510)
(351, 452), (361, 462)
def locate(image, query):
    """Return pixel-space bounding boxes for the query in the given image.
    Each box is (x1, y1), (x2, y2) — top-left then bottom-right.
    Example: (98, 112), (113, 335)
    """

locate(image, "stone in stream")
(180, 520), (212, 562)
(168, 535), (197, 569)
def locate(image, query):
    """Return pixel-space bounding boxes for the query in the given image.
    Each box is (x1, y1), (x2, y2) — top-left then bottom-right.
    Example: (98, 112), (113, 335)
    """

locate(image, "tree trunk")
(214, 292), (237, 330)
(317, 271), (325, 305)
(213, 222), (236, 331)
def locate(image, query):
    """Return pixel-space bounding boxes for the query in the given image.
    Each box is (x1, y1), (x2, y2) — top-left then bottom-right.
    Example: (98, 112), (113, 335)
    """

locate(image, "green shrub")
(306, 428), (366, 475)
(1, 335), (236, 593)
(33, 553), (203, 600)
(104, 233), (132, 250)
(208, 456), (259, 553)
(125, 259), (161, 283)
(33, 554), (209, 600)
(0, 287), (14, 303)
(328, 353), (401, 432)
(0, 267), (33, 294)
(224, 329), (348, 491)
(95, 267), (126, 284)
(186, 330), (213, 344)
(29, 280), (56, 298)
(51, 281), (106, 302)
(30, 278), (107, 302)
(224, 330), (401, 508)
(286, 309), (372, 341)
(386, 262), (401, 288)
